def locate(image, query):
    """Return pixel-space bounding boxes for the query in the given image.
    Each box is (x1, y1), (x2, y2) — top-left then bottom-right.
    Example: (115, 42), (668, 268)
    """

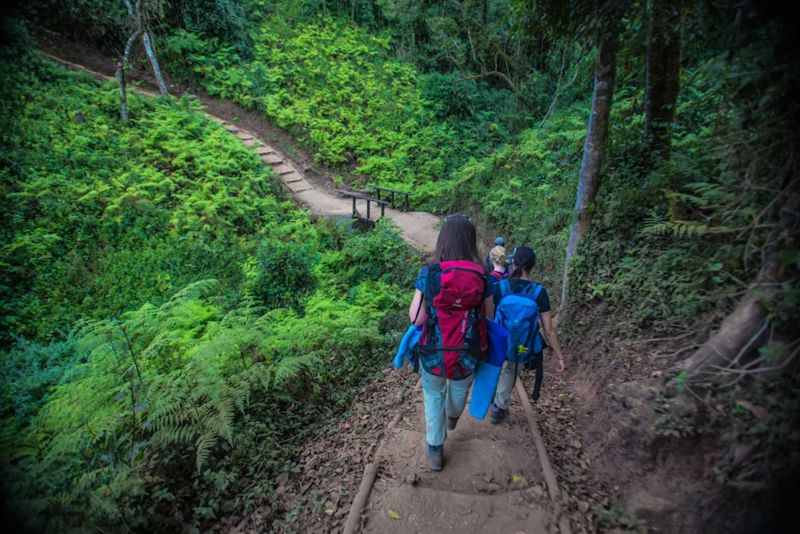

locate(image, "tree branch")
(141, 30), (168, 96)
(454, 70), (517, 93)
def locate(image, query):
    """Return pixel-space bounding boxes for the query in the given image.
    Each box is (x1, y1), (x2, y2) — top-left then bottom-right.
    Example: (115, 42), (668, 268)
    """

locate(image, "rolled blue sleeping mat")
(469, 320), (508, 419)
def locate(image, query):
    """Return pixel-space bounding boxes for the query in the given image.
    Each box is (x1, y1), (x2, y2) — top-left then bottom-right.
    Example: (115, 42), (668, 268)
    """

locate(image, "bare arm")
(484, 295), (495, 321)
(540, 311), (566, 372)
(409, 289), (427, 326)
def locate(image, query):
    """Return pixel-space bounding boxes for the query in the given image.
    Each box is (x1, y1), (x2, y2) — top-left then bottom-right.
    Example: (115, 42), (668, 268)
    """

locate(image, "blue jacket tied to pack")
(394, 325), (422, 369)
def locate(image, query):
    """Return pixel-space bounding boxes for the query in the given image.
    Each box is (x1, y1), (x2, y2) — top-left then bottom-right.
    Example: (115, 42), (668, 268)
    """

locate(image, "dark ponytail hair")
(434, 214), (479, 263)
(510, 247), (536, 279)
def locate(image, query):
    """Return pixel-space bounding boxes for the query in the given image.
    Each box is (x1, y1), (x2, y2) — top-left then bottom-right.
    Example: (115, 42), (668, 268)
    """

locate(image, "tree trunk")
(559, 20), (620, 317)
(116, 61), (129, 123)
(644, 0), (682, 158)
(678, 175), (800, 384)
(141, 30), (168, 96)
(116, 30), (139, 123)
(677, 292), (769, 380)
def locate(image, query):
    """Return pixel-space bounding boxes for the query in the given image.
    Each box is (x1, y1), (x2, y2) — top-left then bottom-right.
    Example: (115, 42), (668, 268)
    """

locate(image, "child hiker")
(489, 246), (566, 425)
(408, 215), (494, 471)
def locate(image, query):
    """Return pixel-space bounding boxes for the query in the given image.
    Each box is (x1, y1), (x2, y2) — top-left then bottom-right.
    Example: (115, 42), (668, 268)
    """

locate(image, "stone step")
(272, 163), (295, 175)
(281, 172), (304, 184)
(262, 153), (283, 164)
(242, 138), (260, 148)
(256, 146), (275, 155)
(237, 133), (254, 141)
(285, 180), (313, 193)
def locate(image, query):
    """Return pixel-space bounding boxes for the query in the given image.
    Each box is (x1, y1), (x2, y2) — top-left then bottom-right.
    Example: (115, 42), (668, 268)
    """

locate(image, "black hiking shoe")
(447, 416), (459, 430)
(426, 444), (443, 471)
(489, 404), (508, 425)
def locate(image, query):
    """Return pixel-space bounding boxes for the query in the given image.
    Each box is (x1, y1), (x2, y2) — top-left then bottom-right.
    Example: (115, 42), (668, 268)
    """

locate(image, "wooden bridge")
(341, 186), (412, 224)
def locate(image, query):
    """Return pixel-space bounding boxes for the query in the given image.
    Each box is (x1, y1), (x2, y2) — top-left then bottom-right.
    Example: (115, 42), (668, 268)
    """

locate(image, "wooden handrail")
(372, 186), (410, 211)
(340, 191), (388, 220)
(340, 191), (389, 205)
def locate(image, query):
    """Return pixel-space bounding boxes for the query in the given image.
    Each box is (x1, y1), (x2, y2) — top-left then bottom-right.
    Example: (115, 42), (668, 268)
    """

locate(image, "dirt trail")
(353, 380), (558, 533)
(39, 52), (441, 254)
(41, 51), (573, 533)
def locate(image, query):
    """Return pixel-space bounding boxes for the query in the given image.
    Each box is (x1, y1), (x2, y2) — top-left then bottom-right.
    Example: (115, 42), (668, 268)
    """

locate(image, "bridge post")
(366, 199), (371, 221)
(352, 196), (356, 218)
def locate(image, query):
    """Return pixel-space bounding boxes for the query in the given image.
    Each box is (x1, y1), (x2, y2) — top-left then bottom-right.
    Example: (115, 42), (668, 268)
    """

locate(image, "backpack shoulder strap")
(424, 263), (442, 308)
(528, 282), (544, 304)
(521, 281), (543, 298)
(498, 278), (511, 298)
(531, 283), (544, 300)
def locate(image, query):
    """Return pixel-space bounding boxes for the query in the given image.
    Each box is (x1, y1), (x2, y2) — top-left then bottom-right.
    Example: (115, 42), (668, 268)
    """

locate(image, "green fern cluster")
(0, 50), (313, 343)
(3, 273), (405, 530)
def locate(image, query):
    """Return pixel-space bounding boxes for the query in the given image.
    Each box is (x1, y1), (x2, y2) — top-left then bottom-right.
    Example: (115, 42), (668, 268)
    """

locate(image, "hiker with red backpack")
(408, 215), (494, 471)
(490, 246), (566, 425)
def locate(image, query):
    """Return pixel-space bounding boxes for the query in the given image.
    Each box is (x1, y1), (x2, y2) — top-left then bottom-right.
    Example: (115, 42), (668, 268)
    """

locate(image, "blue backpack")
(495, 279), (544, 362)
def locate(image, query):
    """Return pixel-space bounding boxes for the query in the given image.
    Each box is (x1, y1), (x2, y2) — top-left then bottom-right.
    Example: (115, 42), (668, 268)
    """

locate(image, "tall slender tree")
(115, 0), (168, 123)
(559, 2), (624, 320)
(644, 0), (683, 158)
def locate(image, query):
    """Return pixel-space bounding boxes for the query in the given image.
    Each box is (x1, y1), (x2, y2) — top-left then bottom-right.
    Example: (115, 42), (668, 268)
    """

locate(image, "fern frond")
(273, 352), (322, 384)
(642, 219), (732, 238)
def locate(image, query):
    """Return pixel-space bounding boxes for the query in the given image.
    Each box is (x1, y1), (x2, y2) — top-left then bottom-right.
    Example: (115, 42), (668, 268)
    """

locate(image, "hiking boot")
(447, 416), (459, 430)
(489, 404), (508, 425)
(426, 444), (443, 471)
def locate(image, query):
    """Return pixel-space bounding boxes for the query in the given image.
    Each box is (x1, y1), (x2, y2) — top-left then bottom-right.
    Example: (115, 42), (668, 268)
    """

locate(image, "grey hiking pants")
(493, 354), (544, 409)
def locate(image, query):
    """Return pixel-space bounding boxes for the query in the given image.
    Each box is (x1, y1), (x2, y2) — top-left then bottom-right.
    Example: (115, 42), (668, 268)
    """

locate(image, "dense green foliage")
(0, 47), (417, 530)
(160, 16), (515, 205)
(2, 0), (798, 530)
(445, 8), (798, 333)
(0, 52), (306, 342)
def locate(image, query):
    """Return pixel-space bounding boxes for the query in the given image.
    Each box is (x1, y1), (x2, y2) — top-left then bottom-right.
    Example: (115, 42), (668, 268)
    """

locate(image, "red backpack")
(416, 260), (488, 379)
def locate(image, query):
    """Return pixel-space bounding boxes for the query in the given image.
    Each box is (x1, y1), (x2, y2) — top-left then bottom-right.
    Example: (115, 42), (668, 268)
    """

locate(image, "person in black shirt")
(488, 247), (566, 424)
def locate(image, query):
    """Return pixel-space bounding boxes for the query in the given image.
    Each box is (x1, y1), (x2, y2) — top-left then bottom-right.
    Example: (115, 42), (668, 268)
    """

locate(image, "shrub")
(251, 240), (318, 311)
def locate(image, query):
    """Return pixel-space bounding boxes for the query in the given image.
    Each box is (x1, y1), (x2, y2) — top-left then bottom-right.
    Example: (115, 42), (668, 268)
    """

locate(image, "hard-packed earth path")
(348, 379), (567, 534)
(42, 51), (570, 533)
(40, 52), (441, 254)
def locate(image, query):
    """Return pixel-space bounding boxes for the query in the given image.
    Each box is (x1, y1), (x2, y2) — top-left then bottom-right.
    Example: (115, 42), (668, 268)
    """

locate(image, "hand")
(554, 357), (565, 373)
